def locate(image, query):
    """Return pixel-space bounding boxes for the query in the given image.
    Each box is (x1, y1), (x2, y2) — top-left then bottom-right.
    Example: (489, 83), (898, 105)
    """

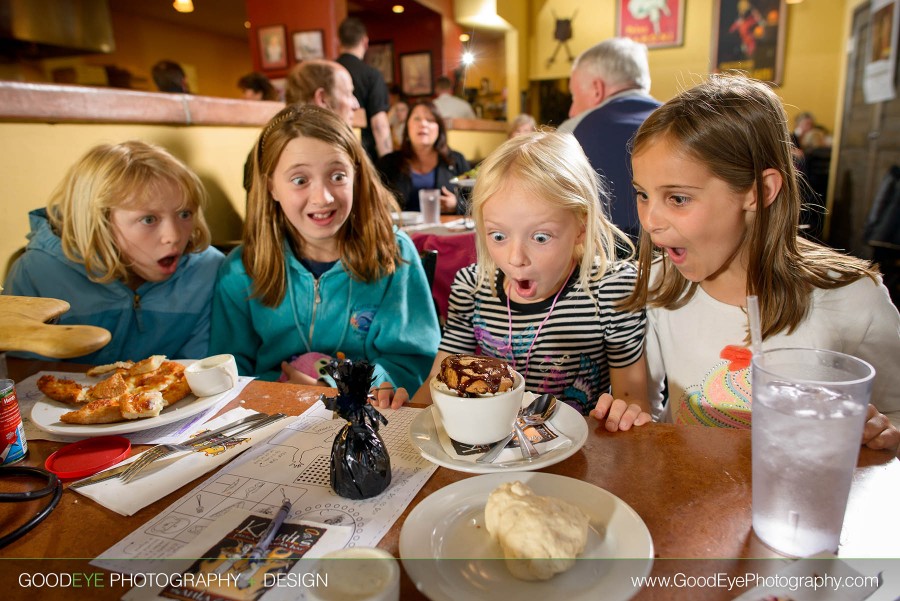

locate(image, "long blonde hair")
(244, 104), (401, 307)
(471, 131), (632, 303)
(623, 75), (877, 338)
(46, 140), (210, 284)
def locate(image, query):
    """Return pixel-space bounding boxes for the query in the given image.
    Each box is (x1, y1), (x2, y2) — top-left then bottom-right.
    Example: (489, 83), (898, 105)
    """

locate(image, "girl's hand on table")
(861, 403), (900, 453)
(369, 383), (409, 410)
(280, 361), (320, 386)
(590, 393), (652, 432)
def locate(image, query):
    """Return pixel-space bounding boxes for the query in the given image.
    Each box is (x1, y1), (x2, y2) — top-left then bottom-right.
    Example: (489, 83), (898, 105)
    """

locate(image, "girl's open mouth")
(513, 278), (537, 299)
(665, 247), (687, 264)
(309, 210), (336, 224)
(157, 255), (179, 273)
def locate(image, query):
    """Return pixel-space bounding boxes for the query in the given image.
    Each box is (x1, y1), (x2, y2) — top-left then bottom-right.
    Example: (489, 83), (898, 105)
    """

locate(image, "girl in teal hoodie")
(210, 105), (440, 392)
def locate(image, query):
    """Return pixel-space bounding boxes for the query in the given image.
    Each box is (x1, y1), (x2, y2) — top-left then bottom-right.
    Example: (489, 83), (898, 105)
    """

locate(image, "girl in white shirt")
(625, 75), (899, 452)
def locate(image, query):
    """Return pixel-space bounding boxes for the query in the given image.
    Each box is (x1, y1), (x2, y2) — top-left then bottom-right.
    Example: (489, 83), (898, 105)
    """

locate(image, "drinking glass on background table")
(751, 347), (873, 557)
(419, 188), (441, 224)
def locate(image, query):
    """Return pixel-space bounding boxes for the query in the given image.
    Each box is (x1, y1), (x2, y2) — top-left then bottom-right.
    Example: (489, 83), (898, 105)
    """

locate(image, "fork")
(119, 413), (286, 483)
(118, 438), (228, 483)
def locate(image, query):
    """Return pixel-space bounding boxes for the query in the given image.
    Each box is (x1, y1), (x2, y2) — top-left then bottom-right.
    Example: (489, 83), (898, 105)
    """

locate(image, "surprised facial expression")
(482, 180), (585, 303)
(268, 136), (355, 262)
(110, 178), (194, 288)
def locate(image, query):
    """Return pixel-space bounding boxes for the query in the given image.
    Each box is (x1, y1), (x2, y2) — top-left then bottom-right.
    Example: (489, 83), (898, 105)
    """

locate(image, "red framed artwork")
(617, 0), (684, 49)
(712, 0), (787, 84)
(258, 25), (288, 70)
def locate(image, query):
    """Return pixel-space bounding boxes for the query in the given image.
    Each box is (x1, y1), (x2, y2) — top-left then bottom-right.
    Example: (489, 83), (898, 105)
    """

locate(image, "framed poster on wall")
(258, 25), (288, 70)
(712, 0), (786, 84)
(292, 30), (325, 61)
(366, 42), (394, 85)
(617, 0), (684, 49)
(400, 51), (433, 97)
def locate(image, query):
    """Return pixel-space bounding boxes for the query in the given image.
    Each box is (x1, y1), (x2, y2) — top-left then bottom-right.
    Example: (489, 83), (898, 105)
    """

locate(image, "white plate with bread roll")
(399, 472), (653, 601)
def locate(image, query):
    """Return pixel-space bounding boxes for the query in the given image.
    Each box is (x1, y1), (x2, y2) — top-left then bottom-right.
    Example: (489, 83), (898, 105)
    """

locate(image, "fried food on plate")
(38, 355), (192, 425)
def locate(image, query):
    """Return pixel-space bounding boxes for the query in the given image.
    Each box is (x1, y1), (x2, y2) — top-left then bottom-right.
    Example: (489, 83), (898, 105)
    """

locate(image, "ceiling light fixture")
(461, 51), (475, 66)
(173, 0), (194, 13)
(392, 5), (405, 13)
(785, 0), (803, 4)
(459, 33), (470, 42)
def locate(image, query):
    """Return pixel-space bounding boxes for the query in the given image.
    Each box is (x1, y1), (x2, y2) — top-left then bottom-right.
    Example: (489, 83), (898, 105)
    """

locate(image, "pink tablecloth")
(409, 231), (476, 320)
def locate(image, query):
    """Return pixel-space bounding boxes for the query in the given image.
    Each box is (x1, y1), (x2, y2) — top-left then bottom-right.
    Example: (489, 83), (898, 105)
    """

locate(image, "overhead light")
(459, 33), (470, 42)
(785, 0), (803, 4)
(244, 21), (251, 29)
(461, 51), (475, 66)
(392, 5), (405, 13)
(173, 0), (194, 13)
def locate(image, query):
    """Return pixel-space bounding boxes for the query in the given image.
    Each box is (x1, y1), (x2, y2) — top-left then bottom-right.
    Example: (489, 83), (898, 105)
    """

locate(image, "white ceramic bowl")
(430, 370), (525, 445)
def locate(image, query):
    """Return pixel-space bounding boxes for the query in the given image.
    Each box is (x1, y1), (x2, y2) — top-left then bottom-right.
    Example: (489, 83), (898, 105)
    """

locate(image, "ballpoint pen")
(236, 497), (292, 589)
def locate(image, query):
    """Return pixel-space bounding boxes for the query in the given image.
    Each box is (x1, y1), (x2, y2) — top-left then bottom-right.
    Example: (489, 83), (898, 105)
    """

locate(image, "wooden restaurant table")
(1, 359), (898, 601)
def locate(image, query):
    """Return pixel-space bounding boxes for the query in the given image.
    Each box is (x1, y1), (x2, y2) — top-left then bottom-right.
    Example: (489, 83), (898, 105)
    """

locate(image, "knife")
(69, 412), (285, 489)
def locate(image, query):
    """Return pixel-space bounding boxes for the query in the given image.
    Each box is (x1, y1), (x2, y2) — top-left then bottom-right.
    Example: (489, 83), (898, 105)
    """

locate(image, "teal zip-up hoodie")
(209, 230), (440, 391)
(4, 209), (225, 364)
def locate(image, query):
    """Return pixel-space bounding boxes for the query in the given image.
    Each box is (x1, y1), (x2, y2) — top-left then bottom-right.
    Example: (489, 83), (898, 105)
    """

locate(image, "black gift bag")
(321, 359), (391, 499)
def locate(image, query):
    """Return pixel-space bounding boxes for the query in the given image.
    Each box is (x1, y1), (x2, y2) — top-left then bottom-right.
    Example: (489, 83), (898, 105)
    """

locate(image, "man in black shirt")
(336, 17), (392, 162)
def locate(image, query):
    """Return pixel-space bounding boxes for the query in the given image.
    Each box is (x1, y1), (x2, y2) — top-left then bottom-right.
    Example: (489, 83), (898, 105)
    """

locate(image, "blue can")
(1, 379), (28, 465)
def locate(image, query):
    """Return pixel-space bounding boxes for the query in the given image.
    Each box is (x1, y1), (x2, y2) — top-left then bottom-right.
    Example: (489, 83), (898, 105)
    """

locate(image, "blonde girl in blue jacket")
(210, 105), (441, 391)
(5, 140), (223, 364)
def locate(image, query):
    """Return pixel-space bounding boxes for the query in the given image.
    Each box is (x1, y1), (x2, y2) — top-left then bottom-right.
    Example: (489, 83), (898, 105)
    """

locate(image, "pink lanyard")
(505, 263), (575, 381)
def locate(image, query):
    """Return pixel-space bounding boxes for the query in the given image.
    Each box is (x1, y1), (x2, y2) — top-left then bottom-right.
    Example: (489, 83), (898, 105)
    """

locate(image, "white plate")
(391, 211), (423, 226)
(399, 472), (653, 601)
(29, 374), (230, 437)
(409, 402), (588, 473)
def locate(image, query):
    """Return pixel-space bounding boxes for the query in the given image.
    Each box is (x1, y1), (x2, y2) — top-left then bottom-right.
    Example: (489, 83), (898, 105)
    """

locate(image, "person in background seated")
(336, 17), (393, 161)
(4, 141), (224, 364)
(238, 72), (279, 101)
(558, 38), (661, 240)
(432, 75), (476, 120)
(243, 59), (359, 193)
(388, 100), (409, 150)
(626, 75), (899, 451)
(152, 60), (189, 93)
(508, 113), (537, 138)
(377, 101), (470, 214)
(211, 105), (440, 391)
(404, 132), (650, 430)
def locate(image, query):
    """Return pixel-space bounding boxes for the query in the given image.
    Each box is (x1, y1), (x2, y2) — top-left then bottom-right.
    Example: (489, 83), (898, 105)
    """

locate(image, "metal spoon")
(476, 394), (557, 464)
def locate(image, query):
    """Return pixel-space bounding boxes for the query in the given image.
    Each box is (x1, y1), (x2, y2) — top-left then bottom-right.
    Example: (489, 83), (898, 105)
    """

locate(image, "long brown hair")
(244, 104), (401, 307)
(623, 75), (877, 339)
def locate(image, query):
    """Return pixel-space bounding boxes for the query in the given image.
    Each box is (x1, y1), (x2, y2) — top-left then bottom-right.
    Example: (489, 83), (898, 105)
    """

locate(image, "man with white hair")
(559, 37), (660, 239)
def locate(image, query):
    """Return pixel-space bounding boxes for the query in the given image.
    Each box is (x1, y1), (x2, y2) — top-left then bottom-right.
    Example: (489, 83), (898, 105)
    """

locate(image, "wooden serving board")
(0, 295), (111, 358)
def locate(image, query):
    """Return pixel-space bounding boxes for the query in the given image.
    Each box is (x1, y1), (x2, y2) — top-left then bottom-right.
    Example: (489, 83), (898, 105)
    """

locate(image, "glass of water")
(751, 347), (874, 557)
(419, 189), (441, 224)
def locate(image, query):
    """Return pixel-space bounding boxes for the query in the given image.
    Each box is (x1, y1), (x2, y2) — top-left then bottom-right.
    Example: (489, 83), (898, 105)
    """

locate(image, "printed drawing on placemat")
(160, 515), (326, 601)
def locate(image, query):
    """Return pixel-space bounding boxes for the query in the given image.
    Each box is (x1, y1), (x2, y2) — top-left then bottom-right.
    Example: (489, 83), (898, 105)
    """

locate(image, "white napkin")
(73, 408), (294, 516)
(433, 392), (572, 463)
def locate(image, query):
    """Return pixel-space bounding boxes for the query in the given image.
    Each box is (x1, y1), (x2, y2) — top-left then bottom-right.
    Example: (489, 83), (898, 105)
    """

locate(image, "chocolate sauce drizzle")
(437, 354), (514, 398)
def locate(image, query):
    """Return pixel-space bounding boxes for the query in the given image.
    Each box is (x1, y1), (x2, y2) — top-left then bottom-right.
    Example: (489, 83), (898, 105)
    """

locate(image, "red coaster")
(44, 436), (131, 479)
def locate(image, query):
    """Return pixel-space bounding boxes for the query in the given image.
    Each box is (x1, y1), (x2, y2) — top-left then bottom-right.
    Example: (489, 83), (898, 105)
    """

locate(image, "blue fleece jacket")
(209, 230), (440, 390)
(4, 208), (225, 364)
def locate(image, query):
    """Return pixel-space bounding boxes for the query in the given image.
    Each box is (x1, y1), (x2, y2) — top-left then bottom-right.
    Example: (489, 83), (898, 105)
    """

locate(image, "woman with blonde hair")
(5, 140), (223, 363)
(212, 105), (440, 390)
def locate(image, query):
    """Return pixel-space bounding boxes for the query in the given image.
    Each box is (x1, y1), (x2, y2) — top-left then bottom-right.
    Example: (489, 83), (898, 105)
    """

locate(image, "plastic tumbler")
(751, 347), (874, 557)
(419, 189), (441, 224)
